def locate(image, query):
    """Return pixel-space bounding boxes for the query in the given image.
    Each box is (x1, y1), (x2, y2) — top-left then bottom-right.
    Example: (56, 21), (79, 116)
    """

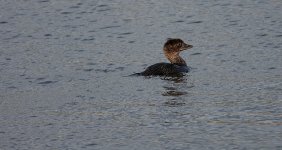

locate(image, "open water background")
(0, 0), (282, 149)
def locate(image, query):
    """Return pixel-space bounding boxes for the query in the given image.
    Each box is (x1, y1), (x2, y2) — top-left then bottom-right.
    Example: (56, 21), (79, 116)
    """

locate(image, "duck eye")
(178, 43), (182, 47)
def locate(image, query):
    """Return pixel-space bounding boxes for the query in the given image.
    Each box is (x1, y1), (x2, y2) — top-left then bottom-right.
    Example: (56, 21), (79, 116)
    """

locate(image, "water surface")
(0, 0), (282, 149)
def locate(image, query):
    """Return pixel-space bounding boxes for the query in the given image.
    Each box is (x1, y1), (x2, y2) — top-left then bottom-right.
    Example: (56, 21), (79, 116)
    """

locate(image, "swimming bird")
(134, 38), (193, 76)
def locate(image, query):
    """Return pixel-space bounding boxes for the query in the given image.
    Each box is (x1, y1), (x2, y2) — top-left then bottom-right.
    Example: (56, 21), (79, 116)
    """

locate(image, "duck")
(133, 38), (193, 76)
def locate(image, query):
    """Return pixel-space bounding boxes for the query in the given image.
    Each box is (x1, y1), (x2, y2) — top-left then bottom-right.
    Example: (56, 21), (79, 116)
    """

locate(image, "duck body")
(138, 63), (189, 76)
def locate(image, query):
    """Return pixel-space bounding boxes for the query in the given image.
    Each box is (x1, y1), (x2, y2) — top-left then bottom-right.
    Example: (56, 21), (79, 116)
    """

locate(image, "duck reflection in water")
(162, 77), (194, 107)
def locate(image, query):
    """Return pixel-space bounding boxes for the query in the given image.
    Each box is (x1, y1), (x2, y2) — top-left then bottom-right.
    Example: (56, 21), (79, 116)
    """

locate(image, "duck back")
(138, 63), (189, 76)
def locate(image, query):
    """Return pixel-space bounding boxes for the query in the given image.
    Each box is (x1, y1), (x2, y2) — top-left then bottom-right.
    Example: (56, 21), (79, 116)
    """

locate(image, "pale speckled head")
(163, 38), (193, 52)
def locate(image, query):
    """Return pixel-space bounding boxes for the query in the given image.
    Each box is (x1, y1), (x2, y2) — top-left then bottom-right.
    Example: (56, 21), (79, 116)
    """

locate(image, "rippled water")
(1, 0), (282, 149)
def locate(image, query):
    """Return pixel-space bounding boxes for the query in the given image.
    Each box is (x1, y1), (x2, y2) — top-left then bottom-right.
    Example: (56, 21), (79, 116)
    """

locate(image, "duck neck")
(164, 51), (187, 66)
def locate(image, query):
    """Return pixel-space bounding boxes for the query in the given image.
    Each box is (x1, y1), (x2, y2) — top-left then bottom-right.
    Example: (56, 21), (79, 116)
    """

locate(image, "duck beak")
(182, 43), (193, 50)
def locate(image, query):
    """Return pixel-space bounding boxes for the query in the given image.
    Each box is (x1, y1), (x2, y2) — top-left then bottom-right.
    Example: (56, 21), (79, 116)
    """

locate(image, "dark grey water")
(1, 0), (282, 149)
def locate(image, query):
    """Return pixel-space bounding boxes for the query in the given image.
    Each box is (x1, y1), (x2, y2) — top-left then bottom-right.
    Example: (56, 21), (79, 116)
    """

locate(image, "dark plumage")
(137, 63), (189, 76)
(134, 38), (193, 76)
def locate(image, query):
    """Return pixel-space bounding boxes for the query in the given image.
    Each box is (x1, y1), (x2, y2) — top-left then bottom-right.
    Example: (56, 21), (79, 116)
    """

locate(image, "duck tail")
(122, 72), (143, 77)
(129, 72), (142, 76)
